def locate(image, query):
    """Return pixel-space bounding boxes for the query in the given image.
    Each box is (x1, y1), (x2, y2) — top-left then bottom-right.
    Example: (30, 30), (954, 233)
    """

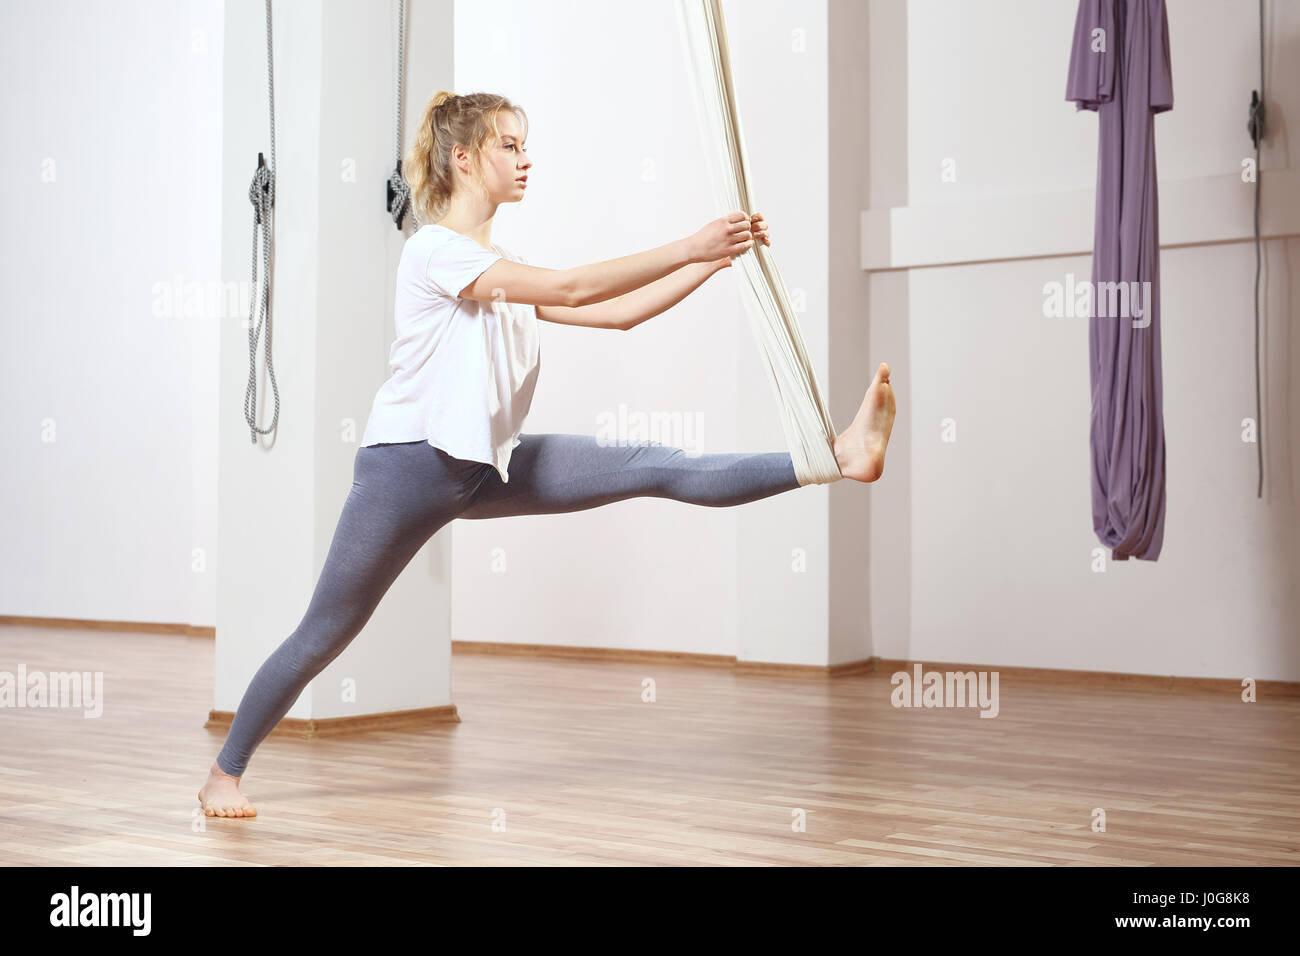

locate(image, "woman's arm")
(536, 259), (731, 331)
(458, 212), (755, 308)
(533, 211), (770, 331)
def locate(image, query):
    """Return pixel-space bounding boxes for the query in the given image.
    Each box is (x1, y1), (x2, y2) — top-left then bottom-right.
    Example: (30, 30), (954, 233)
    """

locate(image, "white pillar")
(864, 0), (912, 664)
(214, 0), (458, 732)
(733, 0), (874, 668)
(827, 0), (875, 667)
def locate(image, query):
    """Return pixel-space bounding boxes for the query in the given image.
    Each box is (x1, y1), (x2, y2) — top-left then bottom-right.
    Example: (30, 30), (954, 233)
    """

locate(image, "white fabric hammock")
(674, 0), (843, 486)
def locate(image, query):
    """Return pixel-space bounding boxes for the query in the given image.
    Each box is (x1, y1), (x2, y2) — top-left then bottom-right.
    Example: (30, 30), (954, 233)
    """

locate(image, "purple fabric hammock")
(1066, 0), (1173, 561)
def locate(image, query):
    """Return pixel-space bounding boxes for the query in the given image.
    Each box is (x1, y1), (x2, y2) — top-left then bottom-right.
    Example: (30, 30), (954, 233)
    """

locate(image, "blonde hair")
(405, 90), (529, 227)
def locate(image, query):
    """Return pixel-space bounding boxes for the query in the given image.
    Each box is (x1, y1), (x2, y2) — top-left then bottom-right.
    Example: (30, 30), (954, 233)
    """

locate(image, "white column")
(864, 0), (911, 664)
(215, 0), (458, 728)
(732, 0), (837, 667)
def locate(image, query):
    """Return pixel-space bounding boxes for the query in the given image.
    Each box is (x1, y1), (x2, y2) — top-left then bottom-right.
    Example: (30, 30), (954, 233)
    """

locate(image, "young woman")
(199, 90), (895, 817)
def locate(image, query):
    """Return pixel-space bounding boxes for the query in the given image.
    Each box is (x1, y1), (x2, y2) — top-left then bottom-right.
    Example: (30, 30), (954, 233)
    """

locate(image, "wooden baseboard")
(6, 616), (1296, 696)
(872, 658), (1300, 698)
(0, 615), (213, 638)
(204, 704), (460, 739)
(454, 640), (880, 678)
(452, 639), (737, 667)
(454, 642), (1299, 696)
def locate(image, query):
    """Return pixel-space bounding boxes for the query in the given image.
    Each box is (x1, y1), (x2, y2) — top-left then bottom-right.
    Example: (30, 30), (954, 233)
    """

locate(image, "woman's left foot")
(833, 362), (896, 482)
(198, 762), (257, 818)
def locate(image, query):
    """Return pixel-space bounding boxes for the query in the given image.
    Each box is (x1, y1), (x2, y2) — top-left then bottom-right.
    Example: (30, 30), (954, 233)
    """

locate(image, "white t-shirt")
(360, 223), (542, 483)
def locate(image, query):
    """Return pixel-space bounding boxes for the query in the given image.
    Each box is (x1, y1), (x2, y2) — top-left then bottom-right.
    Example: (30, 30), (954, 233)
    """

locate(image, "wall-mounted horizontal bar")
(862, 168), (1300, 271)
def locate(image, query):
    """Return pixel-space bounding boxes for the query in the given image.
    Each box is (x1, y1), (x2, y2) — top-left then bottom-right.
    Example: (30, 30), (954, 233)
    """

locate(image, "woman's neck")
(433, 213), (496, 251)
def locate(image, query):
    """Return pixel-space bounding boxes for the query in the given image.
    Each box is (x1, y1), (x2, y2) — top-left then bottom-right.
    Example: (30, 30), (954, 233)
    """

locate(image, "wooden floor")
(1, 624), (1297, 866)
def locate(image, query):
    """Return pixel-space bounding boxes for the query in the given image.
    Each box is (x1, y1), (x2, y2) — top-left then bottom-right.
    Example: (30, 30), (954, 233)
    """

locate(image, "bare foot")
(833, 362), (896, 482)
(198, 762), (257, 818)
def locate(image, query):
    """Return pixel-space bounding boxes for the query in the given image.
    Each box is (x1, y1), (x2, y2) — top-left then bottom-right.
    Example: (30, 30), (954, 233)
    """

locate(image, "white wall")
(0, 0), (223, 627)
(872, 0), (1300, 679)
(906, 0), (1297, 206)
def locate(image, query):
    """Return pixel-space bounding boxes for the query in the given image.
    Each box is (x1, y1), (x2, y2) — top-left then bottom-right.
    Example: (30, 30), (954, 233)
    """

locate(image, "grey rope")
(1251, 0), (1264, 497)
(385, 0), (411, 229)
(245, 0), (281, 442)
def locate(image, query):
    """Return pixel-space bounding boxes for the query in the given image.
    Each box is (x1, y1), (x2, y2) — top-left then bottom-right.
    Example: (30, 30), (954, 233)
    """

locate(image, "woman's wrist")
(678, 235), (704, 265)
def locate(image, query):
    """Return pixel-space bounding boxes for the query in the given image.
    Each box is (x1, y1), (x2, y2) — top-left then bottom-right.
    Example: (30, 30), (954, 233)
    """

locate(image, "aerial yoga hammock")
(675, 0), (843, 486)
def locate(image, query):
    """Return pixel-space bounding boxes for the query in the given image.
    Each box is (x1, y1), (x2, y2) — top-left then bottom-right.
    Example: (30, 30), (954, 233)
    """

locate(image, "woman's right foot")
(198, 761), (256, 818)
(833, 362), (896, 482)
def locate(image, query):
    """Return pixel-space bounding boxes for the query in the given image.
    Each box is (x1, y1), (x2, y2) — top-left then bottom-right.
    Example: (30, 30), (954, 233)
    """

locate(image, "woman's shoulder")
(401, 224), (479, 268)
(406, 223), (454, 251)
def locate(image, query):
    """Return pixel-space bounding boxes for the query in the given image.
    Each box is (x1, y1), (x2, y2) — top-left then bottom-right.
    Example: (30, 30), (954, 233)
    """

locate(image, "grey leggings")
(214, 433), (804, 777)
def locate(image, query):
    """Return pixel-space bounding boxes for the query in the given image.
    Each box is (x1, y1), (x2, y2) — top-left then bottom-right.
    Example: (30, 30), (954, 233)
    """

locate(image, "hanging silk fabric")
(674, 0), (842, 486)
(1066, 0), (1173, 560)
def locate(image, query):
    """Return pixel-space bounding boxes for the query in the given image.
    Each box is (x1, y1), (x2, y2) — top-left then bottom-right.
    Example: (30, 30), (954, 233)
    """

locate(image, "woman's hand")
(710, 211), (770, 270)
(689, 211), (755, 263)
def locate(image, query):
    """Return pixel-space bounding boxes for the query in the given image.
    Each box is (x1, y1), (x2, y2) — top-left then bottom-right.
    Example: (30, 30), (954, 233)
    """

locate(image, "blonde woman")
(200, 90), (895, 817)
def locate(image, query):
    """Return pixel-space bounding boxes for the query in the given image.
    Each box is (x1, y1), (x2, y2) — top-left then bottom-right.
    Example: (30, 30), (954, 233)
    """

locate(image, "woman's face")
(478, 110), (530, 204)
